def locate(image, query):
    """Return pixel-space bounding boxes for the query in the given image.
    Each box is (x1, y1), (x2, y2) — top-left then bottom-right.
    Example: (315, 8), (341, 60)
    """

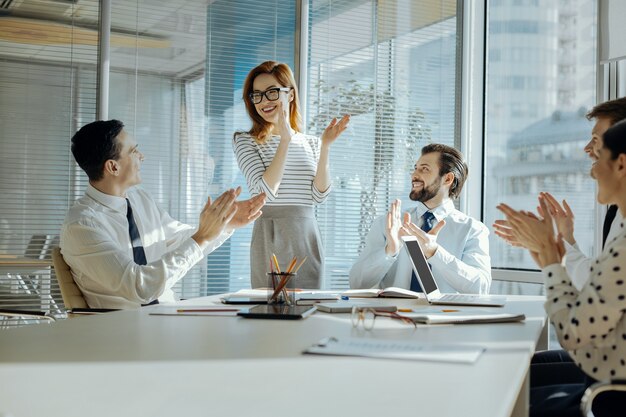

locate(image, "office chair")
(7, 234), (50, 295)
(51, 246), (88, 311)
(16, 234), (62, 314)
(0, 234), (62, 319)
(580, 380), (626, 416)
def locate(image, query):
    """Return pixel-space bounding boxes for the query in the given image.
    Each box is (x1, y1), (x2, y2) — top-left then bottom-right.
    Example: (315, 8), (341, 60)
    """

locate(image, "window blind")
(0, 0), (99, 326)
(0, 0), (461, 328)
(202, 0), (296, 294)
(108, 0), (297, 297)
(306, 0), (460, 289)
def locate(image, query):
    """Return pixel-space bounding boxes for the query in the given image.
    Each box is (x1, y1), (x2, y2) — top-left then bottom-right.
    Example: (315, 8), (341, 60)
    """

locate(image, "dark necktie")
(126, 199), (158, 306)
(602, 205), (618, 249)
(409, 211), (436, 292)
(126, 199), (147, 265)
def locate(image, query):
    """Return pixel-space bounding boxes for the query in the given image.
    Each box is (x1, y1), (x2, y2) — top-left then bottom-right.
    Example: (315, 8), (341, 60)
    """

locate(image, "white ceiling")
(0, 0), (211, 76)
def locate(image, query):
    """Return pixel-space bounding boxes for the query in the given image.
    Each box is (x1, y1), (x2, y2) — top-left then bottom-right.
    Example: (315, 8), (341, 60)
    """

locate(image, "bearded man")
(349, 143), (491, 294)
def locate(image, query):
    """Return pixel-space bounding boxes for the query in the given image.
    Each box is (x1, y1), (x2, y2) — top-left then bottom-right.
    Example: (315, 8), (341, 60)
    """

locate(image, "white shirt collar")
(86, 183), (128, 213)
(412, 199), (455, 222)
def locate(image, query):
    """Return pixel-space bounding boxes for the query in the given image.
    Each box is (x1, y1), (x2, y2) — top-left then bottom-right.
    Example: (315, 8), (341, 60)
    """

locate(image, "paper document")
(149, 306), (241, 317)
(304, 337), (484, 363)
(315, 301), (397, 313)
(397, 308), (525, 324)
(227, 289), (273, 298)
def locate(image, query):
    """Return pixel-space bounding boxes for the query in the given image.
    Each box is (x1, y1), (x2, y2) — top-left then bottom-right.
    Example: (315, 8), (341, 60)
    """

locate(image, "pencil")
(272, 253), (281, 273)
(285, 256), (298, 274)
(293, 256), (308, 273)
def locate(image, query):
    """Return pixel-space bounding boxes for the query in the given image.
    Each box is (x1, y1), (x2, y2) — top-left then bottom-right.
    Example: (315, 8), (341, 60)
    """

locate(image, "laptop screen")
(402, 237), (438, 295)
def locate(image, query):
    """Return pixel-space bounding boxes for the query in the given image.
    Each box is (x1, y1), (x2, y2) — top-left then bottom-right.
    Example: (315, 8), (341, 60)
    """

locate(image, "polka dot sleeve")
(543, 232), (626, 380)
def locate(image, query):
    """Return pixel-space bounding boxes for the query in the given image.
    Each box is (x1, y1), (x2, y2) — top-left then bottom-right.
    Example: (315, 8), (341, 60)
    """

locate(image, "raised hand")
(539, 192), (575, 244)
(321, 114), (350, 146)
(227, 188), (266, 230)
(384, 199), (403, 256)
(401, 213), (446, 259)
(493, 219), (525, 247)
(496, 198), (562, 268)
(192, 189), (238, 245)
(275, 99), (293, 140)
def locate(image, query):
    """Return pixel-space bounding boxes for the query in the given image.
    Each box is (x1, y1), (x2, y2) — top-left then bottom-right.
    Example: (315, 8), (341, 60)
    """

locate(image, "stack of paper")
(304, 337), (484, 363)
(397, 308), (525, 324)
(149, 306), (241, 316)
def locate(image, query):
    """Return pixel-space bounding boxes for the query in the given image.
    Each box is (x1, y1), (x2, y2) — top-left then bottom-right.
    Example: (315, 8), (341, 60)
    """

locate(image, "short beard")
(409, 180), (440, 203)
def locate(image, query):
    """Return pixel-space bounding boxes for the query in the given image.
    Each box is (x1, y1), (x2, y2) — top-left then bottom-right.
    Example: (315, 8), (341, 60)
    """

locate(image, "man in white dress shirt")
(350, 143), (491, 294)
(61, 120), (265, 309)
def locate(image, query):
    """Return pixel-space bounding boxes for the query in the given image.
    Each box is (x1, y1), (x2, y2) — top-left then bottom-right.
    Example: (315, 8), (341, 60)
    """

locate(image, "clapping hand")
(539, 192), (575, 245)
(493, 219), (524, 247)
(275, 100), (293, 140)
(227, 187), (266, 230)
(193, 188), (238, 245)
(384, 199), (403, 256)
(401, 213), (446, 259)
(496, 197), (564, 268)
(321, 114), (350, 146)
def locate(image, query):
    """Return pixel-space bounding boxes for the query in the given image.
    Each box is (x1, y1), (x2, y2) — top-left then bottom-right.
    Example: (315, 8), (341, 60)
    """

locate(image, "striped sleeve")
(307, 134), (331, 204)
(233, 133), (277, 200)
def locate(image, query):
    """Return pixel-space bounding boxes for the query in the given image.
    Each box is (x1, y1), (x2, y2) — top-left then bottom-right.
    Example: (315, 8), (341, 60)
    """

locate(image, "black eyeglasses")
(249, 87), (291, 104)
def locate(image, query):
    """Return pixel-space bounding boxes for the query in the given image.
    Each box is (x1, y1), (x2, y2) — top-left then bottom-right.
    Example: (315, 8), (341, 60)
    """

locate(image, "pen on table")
(397, 308), (413, 313)
(441, 309), (460, 313)
(177, 308), (239, 313)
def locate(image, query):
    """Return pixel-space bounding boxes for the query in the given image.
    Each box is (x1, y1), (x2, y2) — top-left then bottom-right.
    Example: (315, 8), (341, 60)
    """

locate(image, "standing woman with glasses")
(234, 61), (350, 289)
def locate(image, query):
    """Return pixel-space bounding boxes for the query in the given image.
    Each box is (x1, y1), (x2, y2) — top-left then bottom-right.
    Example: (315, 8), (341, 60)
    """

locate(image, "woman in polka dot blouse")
(498, 120), (626, 415)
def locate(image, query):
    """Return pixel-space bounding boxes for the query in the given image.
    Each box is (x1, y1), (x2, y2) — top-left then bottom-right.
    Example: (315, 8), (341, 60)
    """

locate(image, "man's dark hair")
(71, 120), (124, 181)
(587, 97), (626, 125)
(603, 119), (626, 160)
(421, 143), (468, 199)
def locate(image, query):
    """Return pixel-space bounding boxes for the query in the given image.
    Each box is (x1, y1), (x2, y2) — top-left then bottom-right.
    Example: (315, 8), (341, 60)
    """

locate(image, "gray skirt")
(250, 205), (324, 289)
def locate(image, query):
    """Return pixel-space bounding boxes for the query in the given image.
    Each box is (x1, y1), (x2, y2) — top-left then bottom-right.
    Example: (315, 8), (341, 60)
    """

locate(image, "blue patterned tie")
(409, 211), (436, 292)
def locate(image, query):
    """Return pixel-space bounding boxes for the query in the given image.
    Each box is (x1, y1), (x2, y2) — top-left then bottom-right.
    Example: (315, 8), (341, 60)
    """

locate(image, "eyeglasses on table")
(351, 306), (416, 330)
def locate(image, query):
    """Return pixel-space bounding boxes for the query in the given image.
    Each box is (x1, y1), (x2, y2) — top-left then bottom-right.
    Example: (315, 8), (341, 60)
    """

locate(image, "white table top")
(0, 294), (547, 417)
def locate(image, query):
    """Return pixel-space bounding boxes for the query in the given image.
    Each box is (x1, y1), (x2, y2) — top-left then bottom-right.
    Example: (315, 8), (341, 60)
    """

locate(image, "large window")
(201, 0), (460, 291)
(0, 0), (462, 325)
(0, 1), (99, 323)
(304, 0), (459, 288)
(484, 0), (598, 272)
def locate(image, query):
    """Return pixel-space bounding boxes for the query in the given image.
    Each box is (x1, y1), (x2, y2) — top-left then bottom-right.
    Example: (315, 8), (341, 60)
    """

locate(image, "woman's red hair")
(241, 61), (302, 143)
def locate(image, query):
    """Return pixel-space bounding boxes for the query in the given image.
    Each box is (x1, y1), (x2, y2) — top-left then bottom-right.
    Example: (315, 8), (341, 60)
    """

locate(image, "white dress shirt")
(60, 184), (232, 309)
(564, 212), (623, 290)
(349, 199), (491, 294)
(543, 220), (626, 381)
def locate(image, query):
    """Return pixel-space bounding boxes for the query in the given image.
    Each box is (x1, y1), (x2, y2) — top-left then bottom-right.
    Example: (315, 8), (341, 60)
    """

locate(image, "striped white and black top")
(233, 132), (331, 206)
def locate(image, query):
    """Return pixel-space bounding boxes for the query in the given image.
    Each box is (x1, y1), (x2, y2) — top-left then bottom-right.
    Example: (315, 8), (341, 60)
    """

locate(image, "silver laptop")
(401, 236), (505, 307)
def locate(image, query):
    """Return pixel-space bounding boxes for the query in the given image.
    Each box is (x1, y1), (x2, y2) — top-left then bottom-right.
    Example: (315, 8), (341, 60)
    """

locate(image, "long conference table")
(0, 294), (548, 417)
